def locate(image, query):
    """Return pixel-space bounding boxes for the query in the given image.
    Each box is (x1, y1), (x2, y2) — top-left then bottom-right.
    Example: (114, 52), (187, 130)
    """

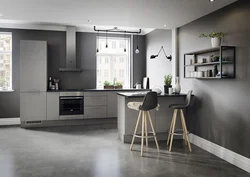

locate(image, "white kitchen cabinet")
(84, 106), (107, 119)
(83, 92), (107, 119)
(20, 92), (47, 121)
(20, 40), (47, 92)
(84, 95), (107, 106)
(46, 92), (59, 120)
(106, 92), (118, 117)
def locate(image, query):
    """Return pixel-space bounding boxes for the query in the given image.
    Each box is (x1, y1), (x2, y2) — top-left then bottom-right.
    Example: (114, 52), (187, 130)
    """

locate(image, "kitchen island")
(117, 92), (188, 143)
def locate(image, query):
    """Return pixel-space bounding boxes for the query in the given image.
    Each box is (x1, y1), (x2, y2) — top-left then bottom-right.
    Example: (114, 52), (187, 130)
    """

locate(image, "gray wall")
(0, 29), (146, 118)
(146, 29), (172, 90)
(178, 0), (250, 158)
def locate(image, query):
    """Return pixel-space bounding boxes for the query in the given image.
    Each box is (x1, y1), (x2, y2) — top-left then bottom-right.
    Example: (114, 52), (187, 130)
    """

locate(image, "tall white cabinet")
(20, 40), (47, 122)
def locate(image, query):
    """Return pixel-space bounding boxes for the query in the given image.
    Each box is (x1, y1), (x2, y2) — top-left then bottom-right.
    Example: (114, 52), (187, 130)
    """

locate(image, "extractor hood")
(59, 26), (82, 72)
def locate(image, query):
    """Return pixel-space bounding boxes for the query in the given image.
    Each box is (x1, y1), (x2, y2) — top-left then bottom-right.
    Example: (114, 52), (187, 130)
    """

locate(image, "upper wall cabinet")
(20, 40), (47, 92)
(184, 46), (235, 79)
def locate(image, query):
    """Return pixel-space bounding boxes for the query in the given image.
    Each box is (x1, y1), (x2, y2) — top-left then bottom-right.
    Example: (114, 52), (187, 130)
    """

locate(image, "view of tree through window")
(0, 33), (12, 91)
(96, 37), (130, 88)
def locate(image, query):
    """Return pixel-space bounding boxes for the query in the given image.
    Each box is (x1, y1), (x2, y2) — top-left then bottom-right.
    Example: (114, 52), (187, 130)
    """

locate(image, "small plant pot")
(211, 37), (221, 47)
(104, 86), (114, 89)
(164, 85), (172, 94)
(114, 85), (123, 89)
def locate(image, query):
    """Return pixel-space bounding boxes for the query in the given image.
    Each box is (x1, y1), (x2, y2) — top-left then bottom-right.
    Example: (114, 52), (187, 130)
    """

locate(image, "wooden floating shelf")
(184, 61), (233, 67)
(184, 46), (235, 55)
(184, 46), (236, 79)
(185, 77), (233, 80)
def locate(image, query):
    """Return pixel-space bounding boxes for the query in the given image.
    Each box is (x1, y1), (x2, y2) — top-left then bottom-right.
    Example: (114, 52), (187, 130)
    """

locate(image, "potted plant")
(103, 80), (114, 89)
(115, 81), (123, 89)
(164, 74), (172, 94)
(199, 32), (225, 47)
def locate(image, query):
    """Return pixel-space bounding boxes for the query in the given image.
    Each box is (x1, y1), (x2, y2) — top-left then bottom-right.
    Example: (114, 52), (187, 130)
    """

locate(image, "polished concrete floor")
(0, 126), (249, 177)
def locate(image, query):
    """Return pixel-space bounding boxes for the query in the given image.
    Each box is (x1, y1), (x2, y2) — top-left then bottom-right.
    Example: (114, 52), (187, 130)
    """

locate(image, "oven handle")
(60, 97), (83, 100)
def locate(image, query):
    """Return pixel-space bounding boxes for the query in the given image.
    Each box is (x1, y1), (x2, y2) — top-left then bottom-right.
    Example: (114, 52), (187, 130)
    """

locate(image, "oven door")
(59, 96), (84, 115)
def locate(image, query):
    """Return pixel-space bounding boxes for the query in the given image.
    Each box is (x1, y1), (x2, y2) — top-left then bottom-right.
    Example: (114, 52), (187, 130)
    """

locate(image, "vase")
(174, 77), (181, 94)
(211, 37), (221, 48)
(164, 85), (172, 94)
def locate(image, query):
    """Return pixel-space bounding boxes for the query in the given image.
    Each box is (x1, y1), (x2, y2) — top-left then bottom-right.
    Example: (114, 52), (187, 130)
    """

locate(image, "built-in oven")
(59, 92), (84, 119)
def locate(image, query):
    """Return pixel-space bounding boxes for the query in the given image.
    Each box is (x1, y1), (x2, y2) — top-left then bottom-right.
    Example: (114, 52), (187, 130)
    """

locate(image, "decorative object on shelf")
(202, 58), (207, 63)
(199, 32), (225, 47)
(164, 74), (172, 94)
(174, 77), (181, 94)
(198, 71), (203, 78)
(213, 65), (218, 77)
(213, 55), (220, 62)
(207, 70), (213, 77)
(150, 46), (172, 61)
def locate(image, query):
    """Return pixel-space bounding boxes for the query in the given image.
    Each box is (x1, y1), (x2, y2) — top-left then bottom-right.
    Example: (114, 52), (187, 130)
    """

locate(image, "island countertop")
(117, 92), (187, 98)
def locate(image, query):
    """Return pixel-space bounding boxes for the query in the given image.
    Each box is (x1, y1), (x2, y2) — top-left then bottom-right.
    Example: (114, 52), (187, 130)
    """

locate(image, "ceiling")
(0, 0), (238, 32)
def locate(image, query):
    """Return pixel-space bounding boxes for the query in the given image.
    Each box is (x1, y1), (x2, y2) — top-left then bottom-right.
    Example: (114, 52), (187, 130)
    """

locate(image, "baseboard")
(189, 133), (250, 173)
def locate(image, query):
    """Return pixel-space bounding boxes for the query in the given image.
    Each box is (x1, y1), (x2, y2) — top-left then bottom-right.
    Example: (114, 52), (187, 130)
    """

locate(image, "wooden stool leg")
(180, 109), (192, 152)
(180, 113), (187, 146)
(167, 110), (175, 145)
(141, 111), (145, 156)
(145, 111), (148, 147)
(147, 111), (160, 153)
(169, 109), (177, 152)
(130, 110), (142, 150)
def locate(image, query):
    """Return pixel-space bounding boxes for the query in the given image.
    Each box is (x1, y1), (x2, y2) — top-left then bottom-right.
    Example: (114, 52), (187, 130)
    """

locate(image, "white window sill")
(0, 90), (15, 93)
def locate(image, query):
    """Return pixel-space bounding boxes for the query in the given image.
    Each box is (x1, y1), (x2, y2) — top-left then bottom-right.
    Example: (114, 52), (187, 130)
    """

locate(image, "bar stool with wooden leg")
(128, 91), (160, 156)
(167, 90), (193, 152)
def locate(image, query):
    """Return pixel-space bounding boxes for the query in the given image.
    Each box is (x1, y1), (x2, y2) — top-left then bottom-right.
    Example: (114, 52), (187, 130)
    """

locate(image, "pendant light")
(124, 31), (126, 52)
(135, 34), (140, 54)
(96, 31), (99, 53)
(105, 30), (108, 48)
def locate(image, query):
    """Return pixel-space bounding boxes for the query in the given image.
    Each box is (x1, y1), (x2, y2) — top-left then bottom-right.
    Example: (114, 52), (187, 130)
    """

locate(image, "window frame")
(96, 36), (131, 89)
(0, 32), (13, 92)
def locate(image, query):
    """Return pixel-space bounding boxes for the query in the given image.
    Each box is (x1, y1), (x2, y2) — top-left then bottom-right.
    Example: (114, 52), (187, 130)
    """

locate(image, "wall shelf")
(184, 46), (236, 79)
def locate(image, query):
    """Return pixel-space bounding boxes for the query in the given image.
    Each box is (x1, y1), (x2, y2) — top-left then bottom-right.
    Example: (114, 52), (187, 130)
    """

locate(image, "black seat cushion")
(169, 104), (187, 109)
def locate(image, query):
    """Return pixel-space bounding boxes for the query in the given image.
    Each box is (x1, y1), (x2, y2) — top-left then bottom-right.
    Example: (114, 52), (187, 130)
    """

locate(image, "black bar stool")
(128, 91), (160, 156)
(167, 90), (193, 152)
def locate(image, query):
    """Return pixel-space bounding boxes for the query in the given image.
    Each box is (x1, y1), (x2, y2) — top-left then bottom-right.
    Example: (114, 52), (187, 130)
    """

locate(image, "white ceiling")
(0, 0), (238, 32)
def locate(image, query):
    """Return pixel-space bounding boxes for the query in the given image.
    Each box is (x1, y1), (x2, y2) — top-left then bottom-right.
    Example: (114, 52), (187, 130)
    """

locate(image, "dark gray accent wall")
(178, 0), (250, 158)
(146, 29), (172, 89)
(0, 29), (146, 118)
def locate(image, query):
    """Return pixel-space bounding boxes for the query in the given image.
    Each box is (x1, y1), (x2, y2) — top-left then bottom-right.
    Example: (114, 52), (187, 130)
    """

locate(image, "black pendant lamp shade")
(135, 34), (140, 54)
(96, 31), (99, 53)
(124, 32), (126, 52)
(105, 31), (108, 48)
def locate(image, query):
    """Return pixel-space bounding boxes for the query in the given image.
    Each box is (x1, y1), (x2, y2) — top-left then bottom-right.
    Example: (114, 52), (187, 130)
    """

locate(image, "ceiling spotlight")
(209, 0), (215, 2)
(0, 14), (3, 17)
(164, 24), (167, 27)
(88, 19), (91, 22)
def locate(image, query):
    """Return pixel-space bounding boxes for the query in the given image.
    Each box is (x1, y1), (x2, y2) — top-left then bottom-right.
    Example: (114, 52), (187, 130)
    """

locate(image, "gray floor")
(0, 126), (249, 177)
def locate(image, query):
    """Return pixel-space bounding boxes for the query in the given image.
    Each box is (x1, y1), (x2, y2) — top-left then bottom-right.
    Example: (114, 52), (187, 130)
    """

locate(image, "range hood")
(59, 26), (82, 72)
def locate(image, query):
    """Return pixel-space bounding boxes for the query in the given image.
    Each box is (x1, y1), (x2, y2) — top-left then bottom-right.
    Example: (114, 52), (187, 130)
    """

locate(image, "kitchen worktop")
(117, 92), (187, 98)
(47, 88), (150, 92)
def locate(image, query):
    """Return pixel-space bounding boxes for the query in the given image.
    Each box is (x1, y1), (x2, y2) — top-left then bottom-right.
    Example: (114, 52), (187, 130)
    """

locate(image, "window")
(0, 33), (12, 91)
(96, 37), (130, 88)
(112, 41), (116, 49)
